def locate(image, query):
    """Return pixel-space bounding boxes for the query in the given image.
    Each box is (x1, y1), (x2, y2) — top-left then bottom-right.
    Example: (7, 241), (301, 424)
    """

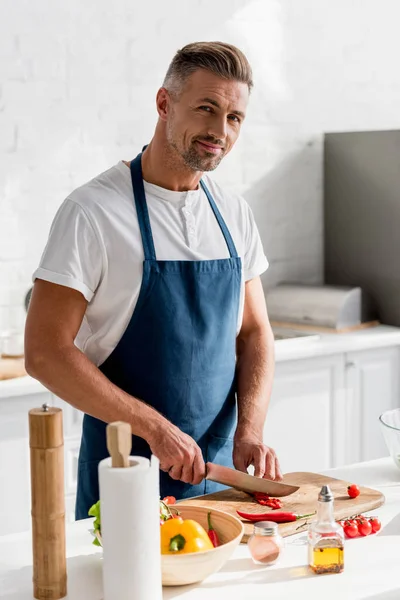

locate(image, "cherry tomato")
(344, 523), (359, 538)
(369, 517), (382, 533)
(162, 496), (176, 505)
(357, 518), (372, 536)
(347, 484), (360, 499)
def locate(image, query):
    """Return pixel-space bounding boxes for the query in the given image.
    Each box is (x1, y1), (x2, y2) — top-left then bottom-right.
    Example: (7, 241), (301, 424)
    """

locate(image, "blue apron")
(75, 151), (242, 519)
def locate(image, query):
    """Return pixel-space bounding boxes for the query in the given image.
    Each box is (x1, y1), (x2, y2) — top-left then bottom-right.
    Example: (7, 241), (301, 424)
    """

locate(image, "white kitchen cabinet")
(263, 355), (345, 474)
(0, 390), (52, 536)
(343, 347), (400, 464)
(264, 345), (400, 474)
(0, 386), (83, 536)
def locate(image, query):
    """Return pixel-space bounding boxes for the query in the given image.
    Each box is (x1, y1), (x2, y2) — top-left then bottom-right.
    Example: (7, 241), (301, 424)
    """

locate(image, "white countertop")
(0, 375), (46, 399)
(2, 325), (400, 401)
(274, 324), (400, 362)
(1, 457), (400, 599)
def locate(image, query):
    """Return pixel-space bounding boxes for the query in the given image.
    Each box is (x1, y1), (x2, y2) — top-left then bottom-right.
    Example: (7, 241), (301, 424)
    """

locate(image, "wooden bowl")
(161, 504), (244, 586)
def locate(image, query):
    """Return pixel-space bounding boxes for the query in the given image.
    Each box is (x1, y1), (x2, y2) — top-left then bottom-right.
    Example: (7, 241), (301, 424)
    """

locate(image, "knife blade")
(205, 462), (299, 497)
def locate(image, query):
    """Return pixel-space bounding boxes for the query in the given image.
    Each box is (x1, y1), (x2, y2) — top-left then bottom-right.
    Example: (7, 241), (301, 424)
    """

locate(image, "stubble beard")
(166, 125), (224, 172)
(180, 141), (224, 172)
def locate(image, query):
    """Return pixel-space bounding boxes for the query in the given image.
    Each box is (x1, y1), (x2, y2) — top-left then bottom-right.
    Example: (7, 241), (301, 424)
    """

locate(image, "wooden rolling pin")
(29, 404), (67, 599)
(107, 421), (132, 468)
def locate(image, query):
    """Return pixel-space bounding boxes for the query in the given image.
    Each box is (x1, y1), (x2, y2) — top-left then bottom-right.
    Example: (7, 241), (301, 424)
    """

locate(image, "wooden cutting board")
(0, 357), (26, 380)
(179, 471), (385, 543)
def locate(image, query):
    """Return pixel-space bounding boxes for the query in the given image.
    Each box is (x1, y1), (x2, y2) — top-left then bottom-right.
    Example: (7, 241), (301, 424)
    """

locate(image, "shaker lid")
(318, 485), (334, 502)
(253, 521), (279, 536)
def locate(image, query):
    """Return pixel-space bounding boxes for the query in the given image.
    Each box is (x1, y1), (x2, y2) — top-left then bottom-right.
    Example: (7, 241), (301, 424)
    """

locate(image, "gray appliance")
(324, 129), (400, 326)
(266, 283), (374, 330)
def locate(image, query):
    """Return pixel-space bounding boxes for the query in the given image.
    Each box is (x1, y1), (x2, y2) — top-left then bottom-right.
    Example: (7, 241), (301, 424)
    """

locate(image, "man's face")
(164, 69), (249, 171)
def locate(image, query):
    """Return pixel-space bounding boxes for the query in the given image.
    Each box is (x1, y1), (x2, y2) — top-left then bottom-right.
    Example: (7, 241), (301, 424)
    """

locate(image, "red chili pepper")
(207, 511), (220, 547)
(254, 497), (271, 506)
(253, 492), (270, 501)
(237, 509), (315, 523)
(253, 493), (283, 509)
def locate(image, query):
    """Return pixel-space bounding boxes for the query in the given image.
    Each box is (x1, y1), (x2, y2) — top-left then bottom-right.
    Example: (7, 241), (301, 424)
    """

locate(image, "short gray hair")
(163, 41), (253, 96)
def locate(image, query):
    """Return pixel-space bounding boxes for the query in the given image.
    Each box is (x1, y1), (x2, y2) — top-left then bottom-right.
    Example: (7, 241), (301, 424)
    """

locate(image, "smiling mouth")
(195, 140), (223, 154)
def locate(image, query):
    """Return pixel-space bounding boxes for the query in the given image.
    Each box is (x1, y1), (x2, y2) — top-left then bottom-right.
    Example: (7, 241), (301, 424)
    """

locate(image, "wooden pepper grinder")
(29, 403), (67, 599)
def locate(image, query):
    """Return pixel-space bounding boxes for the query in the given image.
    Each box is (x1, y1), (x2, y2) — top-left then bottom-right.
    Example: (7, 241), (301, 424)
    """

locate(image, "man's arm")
(234, 276), (282, 480)
(24, 279), (205, 484)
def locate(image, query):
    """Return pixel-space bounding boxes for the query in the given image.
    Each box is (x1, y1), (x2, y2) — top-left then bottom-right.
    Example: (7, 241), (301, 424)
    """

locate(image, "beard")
(166, 124), (225, 171)
(180, 139), (225, 171)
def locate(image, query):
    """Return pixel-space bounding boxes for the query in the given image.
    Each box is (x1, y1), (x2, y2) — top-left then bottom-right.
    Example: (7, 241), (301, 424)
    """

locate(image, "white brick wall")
(1, 0), (400, 333)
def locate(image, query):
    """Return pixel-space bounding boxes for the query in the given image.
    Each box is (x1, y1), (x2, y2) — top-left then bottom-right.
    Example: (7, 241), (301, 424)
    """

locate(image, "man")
(25, 41), (282, 520)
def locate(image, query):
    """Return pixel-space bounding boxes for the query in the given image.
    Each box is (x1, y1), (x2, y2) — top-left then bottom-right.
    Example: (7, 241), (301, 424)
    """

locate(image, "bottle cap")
(318, 485), (334, 502)
(253, 521), (279, 536)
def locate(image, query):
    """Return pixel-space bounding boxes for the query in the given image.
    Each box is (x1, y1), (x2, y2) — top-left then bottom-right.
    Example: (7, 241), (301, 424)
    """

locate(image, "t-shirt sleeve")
(32, 198), (103, 302)
(243, 202), (269, 282)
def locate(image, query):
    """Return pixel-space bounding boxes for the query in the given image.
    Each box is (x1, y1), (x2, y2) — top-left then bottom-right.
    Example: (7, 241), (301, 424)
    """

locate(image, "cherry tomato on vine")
(357, 518), (372, 536)
(369, 517), (381, 533)
(343, 522), (359, 538)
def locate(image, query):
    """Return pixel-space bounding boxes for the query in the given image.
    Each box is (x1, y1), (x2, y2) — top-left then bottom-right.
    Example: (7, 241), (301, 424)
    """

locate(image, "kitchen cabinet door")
(344, 346), (400, 463)
(263, 355), (345, 474)
(0, 391), (52, 536)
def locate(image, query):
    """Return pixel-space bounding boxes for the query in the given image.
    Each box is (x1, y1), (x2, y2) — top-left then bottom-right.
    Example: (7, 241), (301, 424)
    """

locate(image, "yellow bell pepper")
(160, 516), (214, 554)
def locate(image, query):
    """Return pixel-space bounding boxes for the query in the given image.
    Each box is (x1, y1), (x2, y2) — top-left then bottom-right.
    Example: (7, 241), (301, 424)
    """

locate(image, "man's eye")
(199, 106), (212, 112)
(228, 115), (241, 123)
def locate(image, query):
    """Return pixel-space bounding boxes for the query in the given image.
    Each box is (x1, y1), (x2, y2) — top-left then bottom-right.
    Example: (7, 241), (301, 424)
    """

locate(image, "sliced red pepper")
(268, 498), (283, 509)
(254, 497), (271, 506)
(253, 492), (270, 501)
(237, 509), (315, 523)
(207, 511), (220, 547)
(253, 493), (282, 509)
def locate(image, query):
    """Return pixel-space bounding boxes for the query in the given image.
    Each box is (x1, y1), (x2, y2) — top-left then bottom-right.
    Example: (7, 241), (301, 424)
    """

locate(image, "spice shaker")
(29, 404), (67, 599)
(247, 521), (284, 565)
(308, 485), (344, 575)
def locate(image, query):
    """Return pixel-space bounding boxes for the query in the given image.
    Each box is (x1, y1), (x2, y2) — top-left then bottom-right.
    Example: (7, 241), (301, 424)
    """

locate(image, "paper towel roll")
(99, 454), (162, 600)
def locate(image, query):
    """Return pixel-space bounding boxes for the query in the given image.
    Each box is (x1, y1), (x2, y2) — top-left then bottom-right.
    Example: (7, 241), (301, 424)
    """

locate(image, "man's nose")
(207, 114), (228, 142)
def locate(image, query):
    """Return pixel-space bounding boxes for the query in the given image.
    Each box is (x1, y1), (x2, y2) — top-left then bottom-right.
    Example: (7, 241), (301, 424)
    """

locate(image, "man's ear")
(156, 87), (171, 121)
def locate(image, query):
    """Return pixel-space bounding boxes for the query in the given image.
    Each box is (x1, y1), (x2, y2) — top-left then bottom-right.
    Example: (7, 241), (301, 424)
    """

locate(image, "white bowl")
(161, 504), (244, 586)
(379, 408), (400, 469)
(90, 504), (244, 587)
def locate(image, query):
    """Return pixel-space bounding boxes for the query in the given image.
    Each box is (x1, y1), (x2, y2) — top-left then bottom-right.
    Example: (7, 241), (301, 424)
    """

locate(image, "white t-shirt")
(33, 161), (269, 367)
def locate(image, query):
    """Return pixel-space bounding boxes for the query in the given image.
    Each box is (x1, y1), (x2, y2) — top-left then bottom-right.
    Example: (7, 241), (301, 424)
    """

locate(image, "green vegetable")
(88, 501), (101, 546)
(160, 499), (173, 522)
(88, 497), (180, 547)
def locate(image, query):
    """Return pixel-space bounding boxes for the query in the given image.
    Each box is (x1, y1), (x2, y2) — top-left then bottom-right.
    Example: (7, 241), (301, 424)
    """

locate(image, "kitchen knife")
(205, 462), (299, 497)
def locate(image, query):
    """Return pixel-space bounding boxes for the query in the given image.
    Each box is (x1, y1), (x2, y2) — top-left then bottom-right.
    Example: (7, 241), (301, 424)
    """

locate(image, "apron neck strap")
(130, 152), (239, 260)
(130, 153), (157, 261)
(200, 180), (238, 259)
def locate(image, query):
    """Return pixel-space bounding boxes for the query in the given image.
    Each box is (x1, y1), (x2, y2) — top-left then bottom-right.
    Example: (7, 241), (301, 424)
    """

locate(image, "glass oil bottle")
(308, 485), (344, 575)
